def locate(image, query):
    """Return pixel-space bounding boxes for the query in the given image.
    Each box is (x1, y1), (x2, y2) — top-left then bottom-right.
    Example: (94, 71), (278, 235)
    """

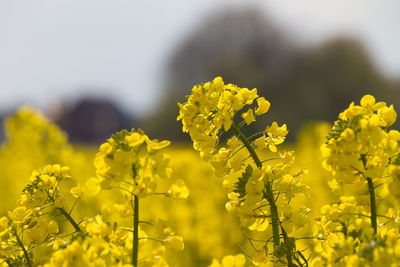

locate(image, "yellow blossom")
(163, 236), (184, 251)
(340, 128), (355, 142)
(8, 206), (32, 224)
(167, 179), (190, 199)
(255, 97), (271, 116)
(70, 186), (83, 198)
(241, 109), (255, 125)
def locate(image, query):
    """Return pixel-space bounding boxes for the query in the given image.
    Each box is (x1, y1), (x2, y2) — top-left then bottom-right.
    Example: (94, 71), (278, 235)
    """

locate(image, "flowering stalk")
(1, 110), (189, 266)
(232, 123), (299, 266)
(366, 177), (377, 233)
(313, 95), (400, 265)
(57, 207), (81, 232)
(178, 77), (311, 265)
(352, 166), (378, 234)
(13, 228), (32, 267)
(231, 124), (280, 247)
(46, 191), (82, 232)
(132, 196), (139, 266)
(91, 129), (188, 266)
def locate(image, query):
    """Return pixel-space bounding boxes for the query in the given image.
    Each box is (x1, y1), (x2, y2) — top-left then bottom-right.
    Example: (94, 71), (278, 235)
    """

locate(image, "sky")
(1, 0), (399, 117)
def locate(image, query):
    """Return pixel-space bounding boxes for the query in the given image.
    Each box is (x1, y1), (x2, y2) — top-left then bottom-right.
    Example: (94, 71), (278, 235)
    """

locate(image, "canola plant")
(0, 77), (399, 266)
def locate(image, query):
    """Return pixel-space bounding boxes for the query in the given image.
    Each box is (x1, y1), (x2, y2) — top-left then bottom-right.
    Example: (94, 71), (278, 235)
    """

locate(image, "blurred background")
(1, 0), (400, 143)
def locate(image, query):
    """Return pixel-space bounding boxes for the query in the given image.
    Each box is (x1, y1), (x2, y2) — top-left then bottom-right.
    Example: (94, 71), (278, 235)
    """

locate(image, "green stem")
(47, 193), (81, 232)
(231, 124), (262, 166)
(231, 124), (281, 248)
(264, 183), (281, 248)
(14, 229), (32, 267)
(367, 177), (377, 234)
(57, 207), (81, 232)
(132, 196), (139, 267)
(279, 224), (295, 266)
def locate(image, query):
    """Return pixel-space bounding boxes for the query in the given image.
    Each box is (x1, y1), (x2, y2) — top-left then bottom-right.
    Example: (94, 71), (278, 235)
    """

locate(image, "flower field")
(1, 77), (400, 266)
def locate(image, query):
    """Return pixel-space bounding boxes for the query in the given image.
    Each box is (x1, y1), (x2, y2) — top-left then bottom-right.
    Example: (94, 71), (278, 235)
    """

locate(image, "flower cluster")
(0, 107), (80, 212)
(321, 94), (398, 194)
(4, 83), (400, 266)
(0, 164), (81, 266)
(90, 129), (189, 201)
(312, 95), (400, 266)
(88, 129), (187, 266)
(0, 109), (240, 265)
(178, 77), (311, 266)
(91, 129), (174, 197)
(43, 207), (184, 266)
(0, 128), (188, 267)
(178, 76), (270, 160)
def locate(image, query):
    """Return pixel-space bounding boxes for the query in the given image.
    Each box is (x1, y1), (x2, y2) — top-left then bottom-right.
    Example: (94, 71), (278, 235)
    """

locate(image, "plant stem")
(264, 182), (281, 248)
(14, 229), (32, 267)
(47, 193), (81, 232)
(279, 224), (294, 266)
(231, 124), (281, 248)
(57, 207), (81, 232)
(132, 195), (139, 267)
(367, 177), (377, 233)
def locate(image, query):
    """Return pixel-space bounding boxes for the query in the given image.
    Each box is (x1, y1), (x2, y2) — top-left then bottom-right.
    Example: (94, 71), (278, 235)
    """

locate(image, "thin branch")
(14, 229), (32, 267)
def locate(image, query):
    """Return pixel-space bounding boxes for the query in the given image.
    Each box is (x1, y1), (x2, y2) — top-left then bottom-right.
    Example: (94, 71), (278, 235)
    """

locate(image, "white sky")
(0, 0), (399, 116)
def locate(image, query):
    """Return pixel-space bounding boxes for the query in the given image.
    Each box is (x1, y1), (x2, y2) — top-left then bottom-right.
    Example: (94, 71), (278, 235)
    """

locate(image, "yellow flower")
(114, 202), (133, 218)
(70, 186), (83, 198)
(264, 122), (288, 152)
(99, 141), (113, 155)
(125, 132), (145, 149)
(320, 144), (331, 158)
(379, 105), (396, 127)
(163, 236), (184, 251)
(241, 109), (255, 125)
(360, 94), (375, 107)
(340, 128), (355, 142)
(209, 259), (223, 267)
(221, 254), (246, 267)
(248, 216), (269, 232)
(8, 206), (32, 224)
(85, 177), (102, 196)
(146, 139), (171, 153)
(177, 77), (259, 158)
(266, 122), (288, 138)
(86, 215), (109, 237)
(167, 179), (189, 199)
(253, 247), (268, 265)
(255, 97), (271, 116)
(0, 217), (10, 238)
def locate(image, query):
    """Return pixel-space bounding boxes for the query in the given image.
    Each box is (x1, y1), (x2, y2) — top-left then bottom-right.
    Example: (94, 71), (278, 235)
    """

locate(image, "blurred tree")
(146, 7), (397, 141)
(145, 8), (291, 140)
(165, 8), (292, 93)
(272, 38), (396, 133)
